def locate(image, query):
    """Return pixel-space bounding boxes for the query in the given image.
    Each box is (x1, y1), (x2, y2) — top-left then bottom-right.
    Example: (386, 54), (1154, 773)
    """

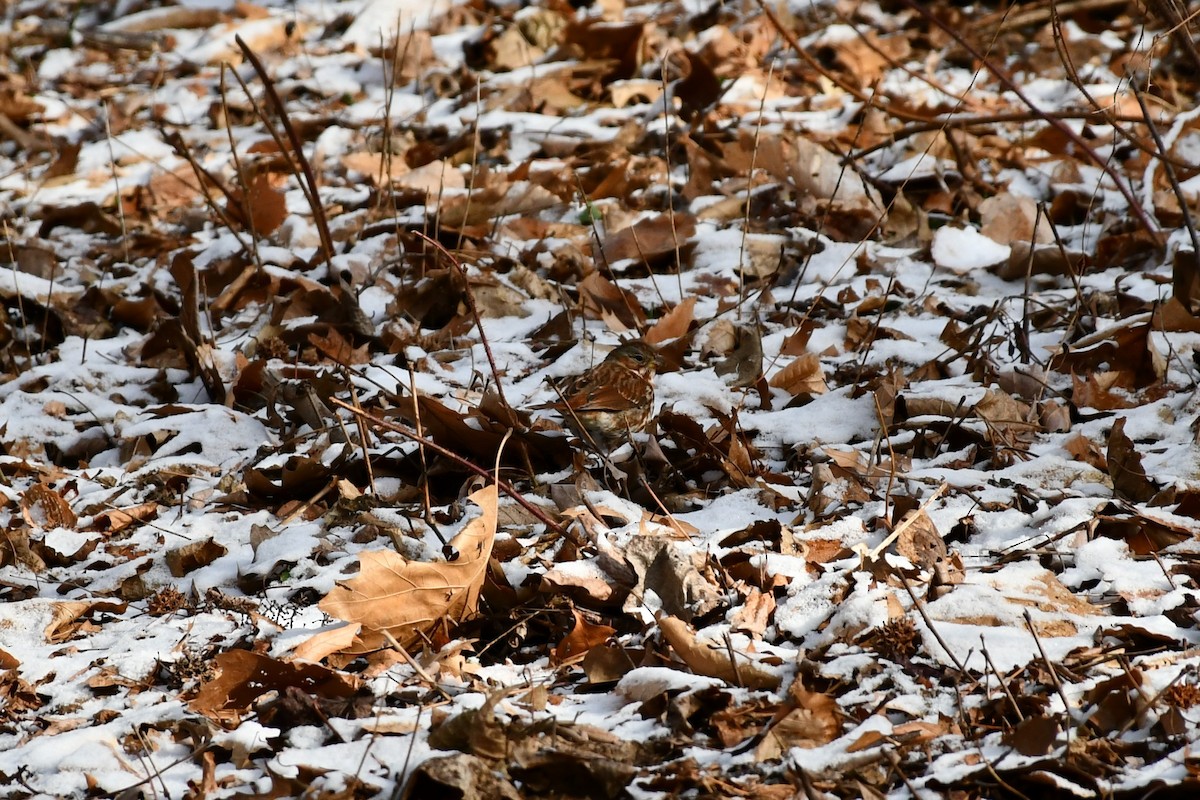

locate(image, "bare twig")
(895, 0), (1160, 240)
(348, 382), (378, 497)
(103, 745), (214, 799)
(1022, 609), (1074, 724)
(849, 110), (1156, 162)
(329, 398), (578, 546)
(981, 637), (1025, 723)
(1143, 0), (1200, 75)
(218, 64), (263, 271)
(380, 629), (454, 703)
(658, 53), (685, 302)
(893, 565), (967, 675)
(1128, 77), (1200, 257)
(411, 231), (513, 413)
(864, 482), (948, 560)
(753, 0), (928, 123)
(235, 35), (336, 271)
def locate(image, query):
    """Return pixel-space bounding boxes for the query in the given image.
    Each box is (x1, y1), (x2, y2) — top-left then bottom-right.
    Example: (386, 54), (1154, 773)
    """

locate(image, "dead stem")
(896, 0), (1160, 241)
(235, 35), (336, 272)
(330, 397), (579, 547)
(411, 231), (515, 414)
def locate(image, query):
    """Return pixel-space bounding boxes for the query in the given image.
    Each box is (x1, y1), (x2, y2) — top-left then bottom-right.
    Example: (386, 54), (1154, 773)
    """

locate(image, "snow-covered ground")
(1, 0), (1199, 796)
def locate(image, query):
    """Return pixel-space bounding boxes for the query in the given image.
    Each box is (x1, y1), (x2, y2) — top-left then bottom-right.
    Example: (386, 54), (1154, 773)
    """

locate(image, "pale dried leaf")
(768, 353), (827, 396)
(319, 485), (499, 653)
(657, 614), (779, 690)
(288, 623), (363, 663)
(645, 296), (696, 345)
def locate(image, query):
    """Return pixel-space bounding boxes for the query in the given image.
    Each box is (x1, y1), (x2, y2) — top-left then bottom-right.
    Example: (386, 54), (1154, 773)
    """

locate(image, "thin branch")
(235, 35), (336, 271)
(894, 566), (968, 675)
(328, 398), (578, 546)
(895, 0), (1160, 240)
(411, 231), (513, 413)
(1128, 77), (1200, 257)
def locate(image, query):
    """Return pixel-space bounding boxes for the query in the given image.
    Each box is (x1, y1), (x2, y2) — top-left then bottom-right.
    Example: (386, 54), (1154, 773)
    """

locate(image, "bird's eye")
(630, 350), (645, 362)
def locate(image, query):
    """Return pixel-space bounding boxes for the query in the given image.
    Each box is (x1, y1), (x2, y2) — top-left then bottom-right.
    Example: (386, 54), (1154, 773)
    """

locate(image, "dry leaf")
(319, 485), (498, 653)
(0, 528), (46, 572)
(1064, 433), (1107, 471)
(403, 753), (521, 799)
(1107, 417), (1157, 503)
(600, 214), (696, 269)
(552, 609), (616, 665)
(227, 173), (287, 236)
(577, 271), (646, 329)
(768, 353), (827, 397)
(189, 649), (359, 726)
(45, 600), (127, 643)
(623, 535), (720, 621)
(165, 538), (228, 577)
(288, 623), (363, 663)
(540, 559), (617, 602)
(1049, 321), (1164, 391)
(342, 151), (410, 182)
(1092, 506), (1192, 555)
(21, 483), (77, 530)
(657, 614), (779, 690)
(89, 502), (159, 534)
(894, 509), (946, 571)
(1005, 715), (1059, 756)
(979, 191), (1051, 246)
(309, 327), (371, 365)
(729, 589), (775, 639)
(393, 160), (467, 194)
(1153, 296), (1200, 333)
(644, 297), (696, 345)
(0, 646), (18, 670)
(974, 389), (1035, 437)
(713, 323), (763, 388)
(582, 642), (638, 685)
(439, 181), (560, 229)
(755, 675), (840, 760)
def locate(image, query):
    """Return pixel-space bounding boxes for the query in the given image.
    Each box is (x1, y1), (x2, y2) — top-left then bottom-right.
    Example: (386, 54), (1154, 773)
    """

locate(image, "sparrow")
(547, 340), (659, 445)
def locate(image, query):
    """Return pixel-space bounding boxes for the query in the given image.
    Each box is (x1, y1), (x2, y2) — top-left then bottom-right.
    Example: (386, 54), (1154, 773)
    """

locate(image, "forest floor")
(3, 0), (1200, 797)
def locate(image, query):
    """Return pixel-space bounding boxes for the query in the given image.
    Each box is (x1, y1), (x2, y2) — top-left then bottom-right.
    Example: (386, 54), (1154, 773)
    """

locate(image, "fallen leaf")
(1049, 321), (1164, 391)
(45, 601), (127, 643)
(553, 609), (616, 665)
(287, 623), (363, 663)
(165, 538), (228, 577)
(600, 213), (696, 270)
(768, 353), (828, 397)
(226, 173), (287, 236)
(1064, 433), (1107, 471)
(657, 614), (779, 690)
(1005, 714), (1060, 756)
(21, 483), (77, 530)
(0, 647), (19, 669)
(189, 649), (359, 727)
(644, 297), (696, 345)
(894, 508), (946, 572)
(89, 502), (159, 534)
(623, 535), (720, 621)
(755, 675), (840, 759)
(319, 485), (498, 653)
(1092, 504), (1192, 554)
(577, 271), (646, 330)
(1107, 417), (1157, 503)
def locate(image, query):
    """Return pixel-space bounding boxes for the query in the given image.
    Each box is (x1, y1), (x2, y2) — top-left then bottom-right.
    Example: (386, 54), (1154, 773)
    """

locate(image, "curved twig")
(329, 398), (578, 546)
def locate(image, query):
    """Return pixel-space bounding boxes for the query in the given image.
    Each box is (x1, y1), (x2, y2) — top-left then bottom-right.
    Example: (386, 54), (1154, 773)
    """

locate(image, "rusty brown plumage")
(549, 340), (659, 444)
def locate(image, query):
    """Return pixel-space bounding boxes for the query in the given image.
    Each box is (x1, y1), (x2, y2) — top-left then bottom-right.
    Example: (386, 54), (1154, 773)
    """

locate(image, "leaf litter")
(2, 0), (1200, 797)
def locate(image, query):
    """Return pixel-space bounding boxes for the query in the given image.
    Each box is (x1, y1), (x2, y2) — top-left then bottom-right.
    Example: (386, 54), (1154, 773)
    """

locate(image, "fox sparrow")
(549, 340), (659, 444)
